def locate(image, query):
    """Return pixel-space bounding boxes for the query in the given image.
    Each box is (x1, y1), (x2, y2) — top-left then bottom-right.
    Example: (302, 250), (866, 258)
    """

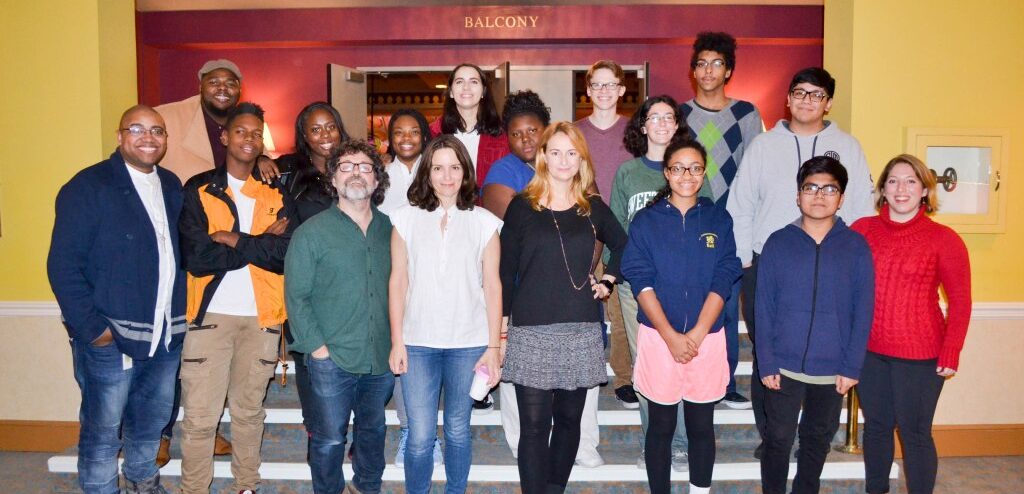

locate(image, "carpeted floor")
(4, 451), (1022, 494)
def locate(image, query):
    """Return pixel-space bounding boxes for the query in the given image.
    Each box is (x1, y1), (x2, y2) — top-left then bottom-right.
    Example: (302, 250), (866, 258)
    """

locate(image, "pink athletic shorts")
(633, 324), (729, 405)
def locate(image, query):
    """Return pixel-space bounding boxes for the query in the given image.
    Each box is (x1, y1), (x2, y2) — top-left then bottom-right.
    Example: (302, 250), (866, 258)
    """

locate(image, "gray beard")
(341, 181), (370, 201)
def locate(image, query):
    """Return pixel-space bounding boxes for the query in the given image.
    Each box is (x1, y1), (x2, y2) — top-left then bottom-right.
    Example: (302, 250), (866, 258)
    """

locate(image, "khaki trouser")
(606, 285), (634, 388)
(179, 313), (281, 494)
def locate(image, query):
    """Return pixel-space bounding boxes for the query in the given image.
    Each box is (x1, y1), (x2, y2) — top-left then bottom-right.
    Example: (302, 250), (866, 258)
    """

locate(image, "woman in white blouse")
(388, 134), (503, 493)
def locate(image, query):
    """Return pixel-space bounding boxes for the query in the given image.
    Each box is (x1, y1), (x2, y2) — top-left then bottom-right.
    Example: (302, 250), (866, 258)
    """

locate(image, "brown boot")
(214, 433), (233, 456)
(155, 437), (171, 468)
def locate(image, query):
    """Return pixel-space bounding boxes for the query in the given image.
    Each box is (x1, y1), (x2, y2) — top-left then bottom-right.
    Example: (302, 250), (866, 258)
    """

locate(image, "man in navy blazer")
(48, 105), (186, 494)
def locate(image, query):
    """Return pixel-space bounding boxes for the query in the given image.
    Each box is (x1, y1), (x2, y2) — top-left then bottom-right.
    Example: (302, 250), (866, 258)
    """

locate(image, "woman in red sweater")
(850, 154), (971, 494)
(429, 63), (509, 193)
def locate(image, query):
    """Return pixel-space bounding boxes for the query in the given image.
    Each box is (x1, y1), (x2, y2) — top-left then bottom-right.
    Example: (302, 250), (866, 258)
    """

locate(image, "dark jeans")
(859, 352), (945, 494)
(761, 375), (844, 494)
(645, 400), (716, 493)
(724, 279), (741, 393)
(72, 339), (180, 494)
(290, 349), (315, 430)
(515, 384), (588, 494)
(306, 354), (394, 494)
(740, 256), (767, 442)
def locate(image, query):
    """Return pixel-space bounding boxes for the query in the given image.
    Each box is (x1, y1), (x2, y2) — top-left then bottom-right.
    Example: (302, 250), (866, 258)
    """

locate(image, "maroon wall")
(138, 4), (822, 154)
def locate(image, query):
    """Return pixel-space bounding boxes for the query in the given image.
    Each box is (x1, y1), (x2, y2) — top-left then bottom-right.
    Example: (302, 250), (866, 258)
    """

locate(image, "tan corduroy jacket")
(156, 94), (216, 184)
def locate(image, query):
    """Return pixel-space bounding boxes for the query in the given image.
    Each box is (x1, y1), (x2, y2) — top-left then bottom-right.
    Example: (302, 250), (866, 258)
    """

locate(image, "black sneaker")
(614, 385), (640, 409)
(721, 391), (752, 409)
(472, 394), (494, 414)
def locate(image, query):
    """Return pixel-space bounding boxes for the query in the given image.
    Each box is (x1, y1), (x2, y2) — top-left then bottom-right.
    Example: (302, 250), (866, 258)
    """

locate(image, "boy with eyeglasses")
(680, 30), (762, 420)
(754, 156), (874, 494)
(574, 60), (641, 416)
(726, 66), (873, 458)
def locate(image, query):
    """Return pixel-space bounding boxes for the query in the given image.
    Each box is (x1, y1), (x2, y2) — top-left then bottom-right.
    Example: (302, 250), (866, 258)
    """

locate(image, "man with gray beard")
(284, 140), (394, 494)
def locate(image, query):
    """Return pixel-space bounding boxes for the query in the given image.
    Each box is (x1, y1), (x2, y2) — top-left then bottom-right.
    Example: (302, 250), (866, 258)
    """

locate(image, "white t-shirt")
(125, 164), (176, 356)
(390, 203), (502, 348)
(379, 155), (421, 216)
(207, 173), (258, 316)
(454, 130), (481, 171)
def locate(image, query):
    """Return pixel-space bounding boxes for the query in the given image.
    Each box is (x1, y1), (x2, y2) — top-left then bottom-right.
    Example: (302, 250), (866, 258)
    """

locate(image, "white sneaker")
(574, 449), (605, 468)
(671, 450), (689, 472)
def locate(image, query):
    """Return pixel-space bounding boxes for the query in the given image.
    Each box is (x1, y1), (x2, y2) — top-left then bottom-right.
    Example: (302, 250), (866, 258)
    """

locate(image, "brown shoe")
(214, 433), (233, 456)
(155, 437), (171, 468)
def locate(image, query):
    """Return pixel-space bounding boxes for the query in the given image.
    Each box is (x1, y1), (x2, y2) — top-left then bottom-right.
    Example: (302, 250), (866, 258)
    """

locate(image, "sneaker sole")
(617, 399), (640, 409)
(722, 400), (753, 410)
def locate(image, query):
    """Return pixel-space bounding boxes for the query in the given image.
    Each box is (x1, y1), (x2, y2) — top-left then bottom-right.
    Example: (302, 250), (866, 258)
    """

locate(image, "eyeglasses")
(588, 82), (621, 91)
(338, 162), (374, 174)
(800, 183), (841, 196)
(120, 125), (167, 138)
(668, 164), (706, 177)
(790, 88), (829, 103)
(694, 59), (726, 71)
(645, 114), (676, 125)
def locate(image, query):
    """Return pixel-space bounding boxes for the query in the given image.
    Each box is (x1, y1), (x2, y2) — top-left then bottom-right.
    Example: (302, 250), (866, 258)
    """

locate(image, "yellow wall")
(0, 0), (137, 301)
(826, 0), (1024, 301)
(825, 0), (1024, 426)
(0, 0), (137, 420)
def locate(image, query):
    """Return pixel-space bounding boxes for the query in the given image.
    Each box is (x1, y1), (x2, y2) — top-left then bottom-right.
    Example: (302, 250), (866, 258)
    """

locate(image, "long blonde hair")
(521, 122), (597, 216)
(875, 153), (940, 214)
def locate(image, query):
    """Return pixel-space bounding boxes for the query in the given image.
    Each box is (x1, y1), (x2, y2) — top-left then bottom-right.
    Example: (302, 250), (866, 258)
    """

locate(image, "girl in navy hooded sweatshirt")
(621, 136), (741, 494)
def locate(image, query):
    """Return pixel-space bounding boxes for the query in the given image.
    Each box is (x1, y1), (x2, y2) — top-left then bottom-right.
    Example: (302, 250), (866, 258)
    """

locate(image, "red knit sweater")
(850, 206), (972, 370)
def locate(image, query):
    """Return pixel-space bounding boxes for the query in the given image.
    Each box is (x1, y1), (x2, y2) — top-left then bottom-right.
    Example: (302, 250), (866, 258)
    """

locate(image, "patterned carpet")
(5, 451), (1022, 494)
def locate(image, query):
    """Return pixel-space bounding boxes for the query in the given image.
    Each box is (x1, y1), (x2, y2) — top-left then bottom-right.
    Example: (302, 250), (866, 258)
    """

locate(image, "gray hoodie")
(726, 120), (874, 266)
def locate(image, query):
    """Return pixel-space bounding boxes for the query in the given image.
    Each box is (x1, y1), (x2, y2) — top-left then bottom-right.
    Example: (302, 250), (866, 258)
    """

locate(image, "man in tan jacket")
(156, 59), (243, 184)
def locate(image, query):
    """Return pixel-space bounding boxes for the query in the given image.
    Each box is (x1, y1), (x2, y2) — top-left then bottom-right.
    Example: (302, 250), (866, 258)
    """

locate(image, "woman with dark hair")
(272, 101), (348, 437)
(388, 134), (503, 493)
(429, 63), (509, 190)
(622, 136), (741, 494)
(609, 95), (690, 468)
(380, 108), (432, 215)
(276, 101), (349, 224)
(851, 154), (971, 494)
(500, 122), (627, 493)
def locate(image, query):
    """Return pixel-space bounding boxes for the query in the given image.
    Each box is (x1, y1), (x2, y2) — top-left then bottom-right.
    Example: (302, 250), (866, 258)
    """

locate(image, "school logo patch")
(701, 233), (718, 249)
(824, 150), (841, 161)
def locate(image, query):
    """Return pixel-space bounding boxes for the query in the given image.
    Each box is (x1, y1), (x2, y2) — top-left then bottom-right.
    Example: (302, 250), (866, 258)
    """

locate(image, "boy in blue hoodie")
(755, 156), (874, 494)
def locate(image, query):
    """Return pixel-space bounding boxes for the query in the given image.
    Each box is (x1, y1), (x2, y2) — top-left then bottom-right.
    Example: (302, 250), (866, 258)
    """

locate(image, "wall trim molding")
(5, 301), (1024, 320)
(0, 420), (79, 452)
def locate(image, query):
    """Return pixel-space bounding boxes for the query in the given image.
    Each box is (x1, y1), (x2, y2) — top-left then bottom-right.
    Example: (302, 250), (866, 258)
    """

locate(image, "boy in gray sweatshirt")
(725, 67), (874, 459)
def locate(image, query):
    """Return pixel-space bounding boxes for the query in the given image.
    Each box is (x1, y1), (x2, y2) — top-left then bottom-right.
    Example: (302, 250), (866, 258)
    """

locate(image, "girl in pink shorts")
(620, 137), (742, 494)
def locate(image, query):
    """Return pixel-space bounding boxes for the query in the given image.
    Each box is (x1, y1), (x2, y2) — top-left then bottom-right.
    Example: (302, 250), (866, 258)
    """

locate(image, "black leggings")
(859, 351), (945, 494)
(645, 399), (716, 492)
(515, 384), (588, 494)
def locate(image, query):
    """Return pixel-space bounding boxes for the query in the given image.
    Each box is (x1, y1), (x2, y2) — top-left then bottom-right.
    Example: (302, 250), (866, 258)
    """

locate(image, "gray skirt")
(502, 321), (607, 390)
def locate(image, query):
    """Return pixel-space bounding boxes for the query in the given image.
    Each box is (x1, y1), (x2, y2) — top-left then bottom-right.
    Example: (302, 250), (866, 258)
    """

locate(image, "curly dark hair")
(647, 135), (708, 208)
(691, 31), (737, 81)
(407, 135), (477, 211)
(386, 108), (432, 160)
(501, 90), (551, 131)
(326, 140), (390, 206)
(440, 63), (503, 136)
(623, 95), (681, 157)
(225, 101), (264, 127)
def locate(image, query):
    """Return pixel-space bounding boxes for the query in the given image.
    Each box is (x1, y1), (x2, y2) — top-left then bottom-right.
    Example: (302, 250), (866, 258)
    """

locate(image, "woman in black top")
(500, 121), (627, 494)
(276, 102), (349, 224)
(276, 101), (348, 433)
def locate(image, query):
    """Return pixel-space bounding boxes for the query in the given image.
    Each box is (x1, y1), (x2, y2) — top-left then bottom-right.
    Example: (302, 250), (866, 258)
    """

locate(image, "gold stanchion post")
(835, 386), (863, 454)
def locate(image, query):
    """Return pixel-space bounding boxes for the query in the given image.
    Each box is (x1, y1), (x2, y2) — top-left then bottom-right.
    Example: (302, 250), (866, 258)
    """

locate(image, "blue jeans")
(306, 355), (394, 494)
(71, 338), (180, 494)
(401, 345), (485, 494)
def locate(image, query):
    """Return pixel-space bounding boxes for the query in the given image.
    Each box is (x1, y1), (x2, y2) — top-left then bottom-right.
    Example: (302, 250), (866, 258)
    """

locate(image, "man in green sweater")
(284, 139), (394, 494)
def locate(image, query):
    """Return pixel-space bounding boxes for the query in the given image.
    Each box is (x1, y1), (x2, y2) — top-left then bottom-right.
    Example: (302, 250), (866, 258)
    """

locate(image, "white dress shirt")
(125, 164), (176, 356)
